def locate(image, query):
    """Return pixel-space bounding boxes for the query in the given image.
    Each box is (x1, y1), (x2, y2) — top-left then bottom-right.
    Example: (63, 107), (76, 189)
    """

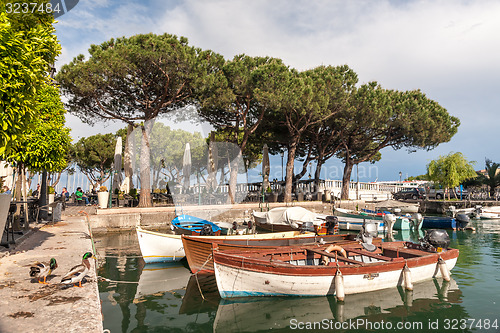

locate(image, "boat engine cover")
(456, 213), (470, 228)
(424, 229), (450, 249)
(199, 223), (215, 236)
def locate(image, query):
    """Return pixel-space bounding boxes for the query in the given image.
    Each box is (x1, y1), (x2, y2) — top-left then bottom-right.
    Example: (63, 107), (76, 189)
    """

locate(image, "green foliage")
(73, 133), (116, 187)
(99, 186), (107, 192)
(482, 159), (500, 196)
(47, 185), (54, 194)
(426, 152), (477, 191)
(0, 8), (60, 155)
(3, 84), (71, 172)
(406, 174), (429, 181)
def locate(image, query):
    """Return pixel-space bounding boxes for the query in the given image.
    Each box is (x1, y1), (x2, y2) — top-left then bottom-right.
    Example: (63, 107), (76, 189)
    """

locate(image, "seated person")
(61, 187), (70, 201)
(75, 187), (90, 205)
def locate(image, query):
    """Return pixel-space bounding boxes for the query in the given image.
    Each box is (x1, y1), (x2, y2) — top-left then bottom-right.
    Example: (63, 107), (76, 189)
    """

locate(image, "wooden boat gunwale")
(213, 241), (459, 277)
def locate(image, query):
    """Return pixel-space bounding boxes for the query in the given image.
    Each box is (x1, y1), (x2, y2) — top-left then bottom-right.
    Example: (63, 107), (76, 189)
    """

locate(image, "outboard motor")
(447, 205), (457, 218)
(356, 219), (379, 252)
(325, 216), (339, 235)
(474, 205), (483, 219)
(410, 213), (423, 230)
(455, 213), (470, 229)
(421, 229), (450, 251)
(232, 221), (238, 231)
(199, 223), (214, 236)
(301, 221), (315, 233)
(383, 213), (396, 236)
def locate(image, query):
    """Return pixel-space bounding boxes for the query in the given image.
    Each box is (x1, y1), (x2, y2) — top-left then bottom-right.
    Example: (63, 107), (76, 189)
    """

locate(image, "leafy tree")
(426, 152), (477, 200)
(275, 65), (357, 202)
(0, 7), (60, 155)
(73, 134), (116, 189)
(482, 159), (500, 197)
(197, 54), (289, 203)
(337, 84), (460, 199)
(4, 84), (71, 173)
(57, 33), (224, 207)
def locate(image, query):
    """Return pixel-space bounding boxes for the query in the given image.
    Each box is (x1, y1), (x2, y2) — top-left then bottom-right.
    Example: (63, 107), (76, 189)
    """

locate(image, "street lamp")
(399, 171), (402, 183)
(280, 150), (285, 182)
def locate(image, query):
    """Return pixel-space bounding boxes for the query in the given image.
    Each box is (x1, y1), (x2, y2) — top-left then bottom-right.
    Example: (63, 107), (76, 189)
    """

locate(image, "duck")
(29, 258), (58, 284)
(60, 252), (96, 287)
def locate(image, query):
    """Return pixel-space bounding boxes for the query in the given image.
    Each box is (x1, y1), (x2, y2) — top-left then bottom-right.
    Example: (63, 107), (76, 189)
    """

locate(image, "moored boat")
(137, 226), (324, 264)
(171, 214), (222, 236)
(252, 206), (326, 232)
(182, 232), (377, 274)
(334, 207), (419, 231)
(213, 230), (458, 299)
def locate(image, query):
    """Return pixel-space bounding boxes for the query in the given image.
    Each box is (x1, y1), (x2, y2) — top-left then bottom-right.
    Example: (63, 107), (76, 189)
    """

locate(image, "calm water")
(94, 220), (500, 333)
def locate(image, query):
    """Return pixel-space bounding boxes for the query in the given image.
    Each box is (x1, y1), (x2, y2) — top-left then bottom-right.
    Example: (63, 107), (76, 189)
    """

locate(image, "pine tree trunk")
(138, 121), (154, 207)
(314, 159), (324, 193)
(284, 145), (298, 203)
(341, 160), (353, 200)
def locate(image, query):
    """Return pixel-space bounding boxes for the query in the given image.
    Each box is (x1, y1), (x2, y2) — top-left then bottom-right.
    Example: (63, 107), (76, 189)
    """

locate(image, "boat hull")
(182, 233), (367, 274)
(136, 228), (185, 263)
(335, 208), (414, 230)
(214, 243), (459, 298)
(422, 217), (457, 229)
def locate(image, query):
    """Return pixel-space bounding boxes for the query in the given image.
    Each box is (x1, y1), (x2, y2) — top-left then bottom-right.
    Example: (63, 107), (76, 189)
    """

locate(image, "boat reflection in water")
(134, 261), (192, 300)
(212, 278), (462, 332)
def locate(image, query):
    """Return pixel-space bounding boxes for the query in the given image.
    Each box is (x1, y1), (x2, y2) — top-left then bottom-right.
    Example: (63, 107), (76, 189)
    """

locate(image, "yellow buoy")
(403, 264), (413, 291)
(438, 257), (451, 282)
(335, 269), (345, 301)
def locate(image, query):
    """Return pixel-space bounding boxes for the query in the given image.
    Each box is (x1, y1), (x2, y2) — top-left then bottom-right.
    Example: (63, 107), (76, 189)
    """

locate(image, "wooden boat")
(334, 207), (417, 231)
(182, 233), (377, 274)
(137, 226), (320, 263)
(213, 240), (459, 299)
(171, 214), (222, 236)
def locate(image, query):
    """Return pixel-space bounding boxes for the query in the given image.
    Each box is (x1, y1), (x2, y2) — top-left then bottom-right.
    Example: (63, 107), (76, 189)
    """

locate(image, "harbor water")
(95, 220), (500, 332)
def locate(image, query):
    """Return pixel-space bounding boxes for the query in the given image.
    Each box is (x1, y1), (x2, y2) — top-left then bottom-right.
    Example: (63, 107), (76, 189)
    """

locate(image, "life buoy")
(321, 245), (347, 265)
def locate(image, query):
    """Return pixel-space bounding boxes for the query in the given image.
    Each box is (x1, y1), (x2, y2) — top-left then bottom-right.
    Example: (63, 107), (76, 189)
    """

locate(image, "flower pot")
(48, 193), (55, 213)
(0, 193), (11, 240)
(98, 191), (109, 209)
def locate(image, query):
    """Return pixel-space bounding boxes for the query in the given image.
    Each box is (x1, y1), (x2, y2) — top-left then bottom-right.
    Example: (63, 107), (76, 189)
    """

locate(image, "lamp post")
(280, 150), (284, 182)
(399, 171), (402, 183)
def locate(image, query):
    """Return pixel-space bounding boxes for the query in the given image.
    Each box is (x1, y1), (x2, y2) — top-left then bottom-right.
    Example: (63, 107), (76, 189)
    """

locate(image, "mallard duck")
(30, 258), (58, 284)
(61, 252), (96, 288)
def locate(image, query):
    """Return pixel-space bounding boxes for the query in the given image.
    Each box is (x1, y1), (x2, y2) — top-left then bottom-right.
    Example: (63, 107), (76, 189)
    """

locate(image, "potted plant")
(97, 185), (109, 209)
(0, 177), (11, 240)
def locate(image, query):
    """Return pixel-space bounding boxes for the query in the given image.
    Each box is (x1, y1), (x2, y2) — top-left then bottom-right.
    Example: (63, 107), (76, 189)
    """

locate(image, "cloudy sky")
(54, 0), (500, 182)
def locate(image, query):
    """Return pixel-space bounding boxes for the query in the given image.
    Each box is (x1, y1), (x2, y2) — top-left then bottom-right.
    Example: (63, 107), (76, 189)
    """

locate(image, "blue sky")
(54, 0), (500, 182)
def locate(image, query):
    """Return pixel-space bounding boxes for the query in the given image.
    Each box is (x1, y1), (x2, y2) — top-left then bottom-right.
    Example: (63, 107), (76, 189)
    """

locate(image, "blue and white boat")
(171, 214), (222, 236)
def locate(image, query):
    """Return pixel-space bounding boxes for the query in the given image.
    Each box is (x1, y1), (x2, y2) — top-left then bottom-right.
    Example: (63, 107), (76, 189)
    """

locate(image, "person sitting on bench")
(75, 187), (90, 205)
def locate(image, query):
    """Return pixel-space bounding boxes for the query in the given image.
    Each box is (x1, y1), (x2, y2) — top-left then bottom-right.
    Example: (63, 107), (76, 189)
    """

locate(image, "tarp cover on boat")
(252, 207), (325, 229)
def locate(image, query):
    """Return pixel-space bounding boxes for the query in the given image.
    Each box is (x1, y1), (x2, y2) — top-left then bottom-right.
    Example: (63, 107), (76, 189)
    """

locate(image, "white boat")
(136, 226), (316, 264)
(213, 239), (459, 298)
(252, 206), (326, 232)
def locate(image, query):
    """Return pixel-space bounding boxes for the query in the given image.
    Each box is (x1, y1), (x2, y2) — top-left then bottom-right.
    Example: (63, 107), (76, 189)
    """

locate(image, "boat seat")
(346, 248), (393, 262)
(306, 248), (363, 265)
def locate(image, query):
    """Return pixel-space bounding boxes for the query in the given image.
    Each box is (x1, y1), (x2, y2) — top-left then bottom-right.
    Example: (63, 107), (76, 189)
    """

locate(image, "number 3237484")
(5, 2), (61, 14)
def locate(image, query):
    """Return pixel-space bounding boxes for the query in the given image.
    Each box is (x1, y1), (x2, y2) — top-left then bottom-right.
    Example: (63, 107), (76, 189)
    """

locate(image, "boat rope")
(193, 253), (213, 275)
(98, 276), (139, 284)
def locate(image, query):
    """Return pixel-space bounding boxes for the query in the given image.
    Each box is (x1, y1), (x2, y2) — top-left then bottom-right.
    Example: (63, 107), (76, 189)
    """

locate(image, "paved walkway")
(0, 216), (103, 333)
